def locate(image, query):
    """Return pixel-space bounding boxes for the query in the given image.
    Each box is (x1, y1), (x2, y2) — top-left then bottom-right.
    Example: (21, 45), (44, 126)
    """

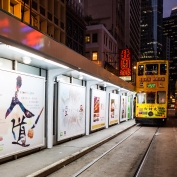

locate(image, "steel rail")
(72, 125), (141, 177)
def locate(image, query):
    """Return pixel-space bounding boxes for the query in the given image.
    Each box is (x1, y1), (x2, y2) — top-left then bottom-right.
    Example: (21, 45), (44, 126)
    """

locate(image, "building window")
(92, 33), (98, 43)
(92, 52), (98, 60)
(85, 35), (90, 43)
(32, 1), (38, 11)
(10, 3), (14, 14)
(85, 52), (90, 59)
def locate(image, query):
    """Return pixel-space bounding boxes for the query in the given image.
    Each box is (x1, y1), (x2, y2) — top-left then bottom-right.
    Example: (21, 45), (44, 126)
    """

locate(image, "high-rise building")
(162, 36), (170, 60)
(84, 0), (125, 50)
(66, 0), (85, 55)
(163, 6), (177, 97)
(140, 0), (163, 60)
(125, 0), (141, 83)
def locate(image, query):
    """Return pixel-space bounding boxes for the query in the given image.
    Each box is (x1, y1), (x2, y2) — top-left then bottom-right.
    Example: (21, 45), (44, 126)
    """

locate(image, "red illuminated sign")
(119, 49), (132, 77)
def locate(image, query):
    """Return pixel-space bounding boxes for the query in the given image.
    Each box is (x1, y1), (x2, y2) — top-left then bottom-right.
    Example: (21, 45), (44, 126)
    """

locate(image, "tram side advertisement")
(109, 93), (119, 125)
(0, 68), (45, 159)
(91, 89), (106, 131)
(57, 82), (86, 141)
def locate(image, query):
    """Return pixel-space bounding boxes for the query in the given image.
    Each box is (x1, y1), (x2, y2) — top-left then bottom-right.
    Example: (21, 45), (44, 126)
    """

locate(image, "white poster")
(120, 96), (127, 122)
(109, 93), (119, 125)
(58, 82), (86, 141)
(0, 68), (45, 159)
(91, 89), (106, 131)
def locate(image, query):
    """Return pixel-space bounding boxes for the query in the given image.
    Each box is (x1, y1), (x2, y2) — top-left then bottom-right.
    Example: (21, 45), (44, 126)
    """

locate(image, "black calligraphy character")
(11, 116), (30, 147)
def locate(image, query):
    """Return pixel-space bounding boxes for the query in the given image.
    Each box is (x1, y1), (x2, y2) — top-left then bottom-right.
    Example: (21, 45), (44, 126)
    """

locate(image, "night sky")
(163, 0), (177, 17)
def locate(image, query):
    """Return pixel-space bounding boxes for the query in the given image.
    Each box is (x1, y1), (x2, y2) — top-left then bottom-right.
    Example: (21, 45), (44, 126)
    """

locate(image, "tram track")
(72, 125), (142, 177)
(49, 125), (159, 177)
(134, 127), (159, 177)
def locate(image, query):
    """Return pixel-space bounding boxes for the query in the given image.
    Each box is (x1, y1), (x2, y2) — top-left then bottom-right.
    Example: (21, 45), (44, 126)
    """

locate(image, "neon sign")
(119, 49), (132, 77)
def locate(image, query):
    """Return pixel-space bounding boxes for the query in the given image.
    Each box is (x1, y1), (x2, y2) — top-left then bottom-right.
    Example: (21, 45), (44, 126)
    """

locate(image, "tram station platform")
(0, 119), (136, 177)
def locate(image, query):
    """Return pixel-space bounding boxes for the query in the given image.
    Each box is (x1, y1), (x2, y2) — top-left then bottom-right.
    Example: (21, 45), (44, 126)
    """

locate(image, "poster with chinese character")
(57, 82), (86, 141)
(91, 89), (106, 131)
(109, 93), (119, 125)
(0, 68), (45, 159)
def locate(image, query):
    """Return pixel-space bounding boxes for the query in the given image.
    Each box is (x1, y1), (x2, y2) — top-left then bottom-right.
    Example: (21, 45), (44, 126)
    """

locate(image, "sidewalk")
(0, 119), (136, 177)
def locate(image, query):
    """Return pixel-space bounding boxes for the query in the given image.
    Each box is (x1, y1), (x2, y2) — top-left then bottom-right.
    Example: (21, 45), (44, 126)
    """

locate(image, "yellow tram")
(135, 60), (168, 125)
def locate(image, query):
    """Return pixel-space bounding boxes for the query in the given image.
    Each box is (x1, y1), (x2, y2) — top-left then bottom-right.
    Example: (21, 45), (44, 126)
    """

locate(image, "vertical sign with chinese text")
(119, 48), (132, 81)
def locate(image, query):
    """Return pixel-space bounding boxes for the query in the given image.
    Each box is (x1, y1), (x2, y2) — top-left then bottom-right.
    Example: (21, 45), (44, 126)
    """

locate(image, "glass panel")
(157, 91), (166, 104)
(146, 92), (156, 103)
(17, 63), (40, 76)
(41, 69), (47, 79)
(0, 58), (12, 70)
(137, 93), (145, 104)
(160, 64), (167, 75)
(145, 64), (158, 75)
(138, 65), (144, 75)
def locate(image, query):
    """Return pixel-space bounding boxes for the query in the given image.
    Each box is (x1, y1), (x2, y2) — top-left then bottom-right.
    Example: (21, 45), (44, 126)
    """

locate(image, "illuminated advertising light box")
(0, 68), (45, 159)
(120, 96), (127, 122)
(127, 96), (132, 119)
(109, 93), (119, 125)
(57, 82), (86, 141)
(91, 89), (106, 131)
(119, 48), (132, 81)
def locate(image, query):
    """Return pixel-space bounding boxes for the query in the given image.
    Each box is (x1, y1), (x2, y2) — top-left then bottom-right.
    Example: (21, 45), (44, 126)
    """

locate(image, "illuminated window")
(85, 35), (90, 43)
(92, 52), (98, 60)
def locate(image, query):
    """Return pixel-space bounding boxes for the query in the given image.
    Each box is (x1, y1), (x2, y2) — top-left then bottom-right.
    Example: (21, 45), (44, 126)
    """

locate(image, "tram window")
(146, 92), (155, 103)
(137, 93), (145, 104)
(157, 91), (166, 104)
(145, 64), (158, 75)
(160, 64), (167, 75)
(138, 65), (144, 75)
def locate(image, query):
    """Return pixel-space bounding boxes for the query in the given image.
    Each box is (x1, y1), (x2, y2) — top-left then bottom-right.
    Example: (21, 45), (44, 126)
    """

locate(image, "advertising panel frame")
(90, 89), (106, 131)
(57, 81), (86, 141)
(0, 68), (45, 159)
(109, 93), (119, 126)
(120, 95), (127, 122)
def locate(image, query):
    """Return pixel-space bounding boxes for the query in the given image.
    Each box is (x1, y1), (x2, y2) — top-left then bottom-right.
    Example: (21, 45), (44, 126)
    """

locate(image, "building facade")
(0, 0), (66, 44)
(125, 0), (141, 84)
(84, 0), (141, 83)
(66, 0), (85, 55)
(140, 0), (163, 60)
(163, 6), (177, 97)
(85, 24), (118, 75)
